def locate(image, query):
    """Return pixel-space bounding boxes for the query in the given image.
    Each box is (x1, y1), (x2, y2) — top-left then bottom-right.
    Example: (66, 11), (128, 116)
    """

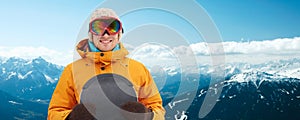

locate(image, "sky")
(0, 0), (299, 65)
(199, 0), (300, 41)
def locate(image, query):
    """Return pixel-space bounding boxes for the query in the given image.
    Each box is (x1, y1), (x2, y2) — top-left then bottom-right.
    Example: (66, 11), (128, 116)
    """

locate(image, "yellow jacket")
(48, 39), (165, 120)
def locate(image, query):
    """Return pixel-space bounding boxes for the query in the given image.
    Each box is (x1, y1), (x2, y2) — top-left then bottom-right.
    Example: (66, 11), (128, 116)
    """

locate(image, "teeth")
(100, 40), (112, 44)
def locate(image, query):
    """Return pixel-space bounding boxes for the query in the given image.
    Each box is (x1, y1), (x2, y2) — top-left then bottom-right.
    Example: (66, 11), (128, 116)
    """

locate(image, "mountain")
(1, 56), (299, 119)
(0, 56), (63, 100)
(0, 90), (48, 120)
(163, 61), (300, 120)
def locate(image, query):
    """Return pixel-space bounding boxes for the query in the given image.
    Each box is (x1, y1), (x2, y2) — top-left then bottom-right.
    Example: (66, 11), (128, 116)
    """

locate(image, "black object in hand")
(66, 104), (95, 120)
(120, 101), (154, 120)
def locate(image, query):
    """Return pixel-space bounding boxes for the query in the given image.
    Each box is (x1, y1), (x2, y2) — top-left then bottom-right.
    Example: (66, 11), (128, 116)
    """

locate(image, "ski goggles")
(89, 17), (122, 36)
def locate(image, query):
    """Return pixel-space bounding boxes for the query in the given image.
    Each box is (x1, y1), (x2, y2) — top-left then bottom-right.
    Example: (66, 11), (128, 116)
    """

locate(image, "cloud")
(0, 46), (73, 66)
(1, 37), (299, 66)
(180, 37), (300, 56)
(128, 37), (300, 65)
(128, 43), (179, 68)
(217, 37), (300, 55)
(189, 37), (300, 55)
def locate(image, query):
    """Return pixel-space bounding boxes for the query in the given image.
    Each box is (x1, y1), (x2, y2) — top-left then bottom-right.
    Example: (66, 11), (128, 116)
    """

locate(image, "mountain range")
(0, 57), (63, 120)
(162, 58), (300, 120)
(0, 56), (300, 119)
(0, 57), (63, 101)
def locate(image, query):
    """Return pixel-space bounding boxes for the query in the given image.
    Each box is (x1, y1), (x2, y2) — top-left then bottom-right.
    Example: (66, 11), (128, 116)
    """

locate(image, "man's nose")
(101, 30), (110, 36)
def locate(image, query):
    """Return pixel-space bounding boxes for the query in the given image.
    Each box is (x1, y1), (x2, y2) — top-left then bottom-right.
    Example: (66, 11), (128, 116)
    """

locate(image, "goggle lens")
(89, 18), (122, 36)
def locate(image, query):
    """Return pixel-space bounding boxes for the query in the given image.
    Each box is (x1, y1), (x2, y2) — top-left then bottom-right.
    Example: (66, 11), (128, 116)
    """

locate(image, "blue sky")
(0, 0), (97, 51)
(199, 0), (300, 41)
(0, 0), (299, 65)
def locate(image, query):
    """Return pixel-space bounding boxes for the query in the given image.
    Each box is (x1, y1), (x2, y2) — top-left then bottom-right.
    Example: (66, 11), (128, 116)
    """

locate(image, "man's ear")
(117, 32), (122, 43)
(88, 32), (93, 42)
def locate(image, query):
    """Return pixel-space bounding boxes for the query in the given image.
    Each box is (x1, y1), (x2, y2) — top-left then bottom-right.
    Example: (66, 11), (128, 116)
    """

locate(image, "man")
(48, 8), (165, 120)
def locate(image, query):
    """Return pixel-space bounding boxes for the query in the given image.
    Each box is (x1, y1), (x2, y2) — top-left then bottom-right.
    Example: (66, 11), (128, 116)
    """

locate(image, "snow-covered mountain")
(1, 55), (299, 119)
(0, 56), (63, 100)
(162, 58), (300, 119)
(225, 58), (300, 79)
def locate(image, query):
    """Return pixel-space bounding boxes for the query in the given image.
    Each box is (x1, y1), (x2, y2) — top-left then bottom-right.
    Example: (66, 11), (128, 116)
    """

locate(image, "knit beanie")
(90, 8), (120, 22)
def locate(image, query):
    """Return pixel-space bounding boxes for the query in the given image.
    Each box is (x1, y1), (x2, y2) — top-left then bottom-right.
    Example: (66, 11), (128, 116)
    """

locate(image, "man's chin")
(99, 47), (113, 52)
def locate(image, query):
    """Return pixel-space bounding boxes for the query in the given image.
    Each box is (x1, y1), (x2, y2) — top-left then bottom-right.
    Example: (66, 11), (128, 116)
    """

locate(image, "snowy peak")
(0, 56), (63, 81)
(227, 70), (277, 88)
(0, 56), (64, 100)
(225, 66), (241, 79)
(223, 58), (300, 88)
(31, 56), (50, 66)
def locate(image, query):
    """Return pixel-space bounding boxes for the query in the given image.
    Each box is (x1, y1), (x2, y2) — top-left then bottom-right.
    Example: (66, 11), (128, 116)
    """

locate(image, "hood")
(76, 39), (129, 65)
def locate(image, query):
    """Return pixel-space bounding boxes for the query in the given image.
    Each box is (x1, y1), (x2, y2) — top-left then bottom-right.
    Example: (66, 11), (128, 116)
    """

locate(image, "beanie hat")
(90, 8), (120, 22)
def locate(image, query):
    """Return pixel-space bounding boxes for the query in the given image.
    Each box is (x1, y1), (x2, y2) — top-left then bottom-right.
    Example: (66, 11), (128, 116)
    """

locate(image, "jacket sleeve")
(138, 66), (166, 120)
(48, 64), (78, 120)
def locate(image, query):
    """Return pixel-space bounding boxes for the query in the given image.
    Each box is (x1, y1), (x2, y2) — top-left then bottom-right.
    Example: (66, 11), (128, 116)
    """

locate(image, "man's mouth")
(100, 40), (113, 44)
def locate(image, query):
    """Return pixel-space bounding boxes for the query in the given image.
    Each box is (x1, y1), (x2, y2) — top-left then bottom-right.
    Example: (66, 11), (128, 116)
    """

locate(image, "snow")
(168, 98), (189, 109)
(164, 66), (179, 76)
(34, 60), (40, 64)
(25, 60), (32, 65)
(174, 111), (188, 120)
(35, 99), (49, 104)
(17, 71), (32, 79)
(0, 57), (63, 86)
(277, 68), (300, 79)
(45, 74), (56, 83)
(7, 72), (17, 80)
(198, 89), (207, 97)
(228, 95), (236, 99)
(208, 87), (218, 94)
(2, 68), (5, 73)
(227, 74), (245, 83)
(259, 94), (264, 99)
(1, 58), (8, 64)
(8, 101), (23, 105)
(225, 69), (295, 89)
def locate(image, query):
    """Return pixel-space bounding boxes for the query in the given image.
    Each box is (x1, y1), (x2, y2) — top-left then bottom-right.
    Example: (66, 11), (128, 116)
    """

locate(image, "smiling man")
(48, 8), (165, 120)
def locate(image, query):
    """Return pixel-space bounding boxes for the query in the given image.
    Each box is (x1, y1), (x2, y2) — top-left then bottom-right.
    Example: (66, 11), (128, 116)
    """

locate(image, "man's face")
(91, 33), (120, 52)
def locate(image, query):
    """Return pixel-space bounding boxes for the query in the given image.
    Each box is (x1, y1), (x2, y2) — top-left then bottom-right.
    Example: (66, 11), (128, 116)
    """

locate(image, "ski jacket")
(48, 39), (165, 120)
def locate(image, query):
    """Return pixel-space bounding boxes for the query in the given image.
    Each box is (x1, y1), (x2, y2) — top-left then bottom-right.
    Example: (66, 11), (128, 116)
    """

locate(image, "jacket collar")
(76, 39), (129, 65)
